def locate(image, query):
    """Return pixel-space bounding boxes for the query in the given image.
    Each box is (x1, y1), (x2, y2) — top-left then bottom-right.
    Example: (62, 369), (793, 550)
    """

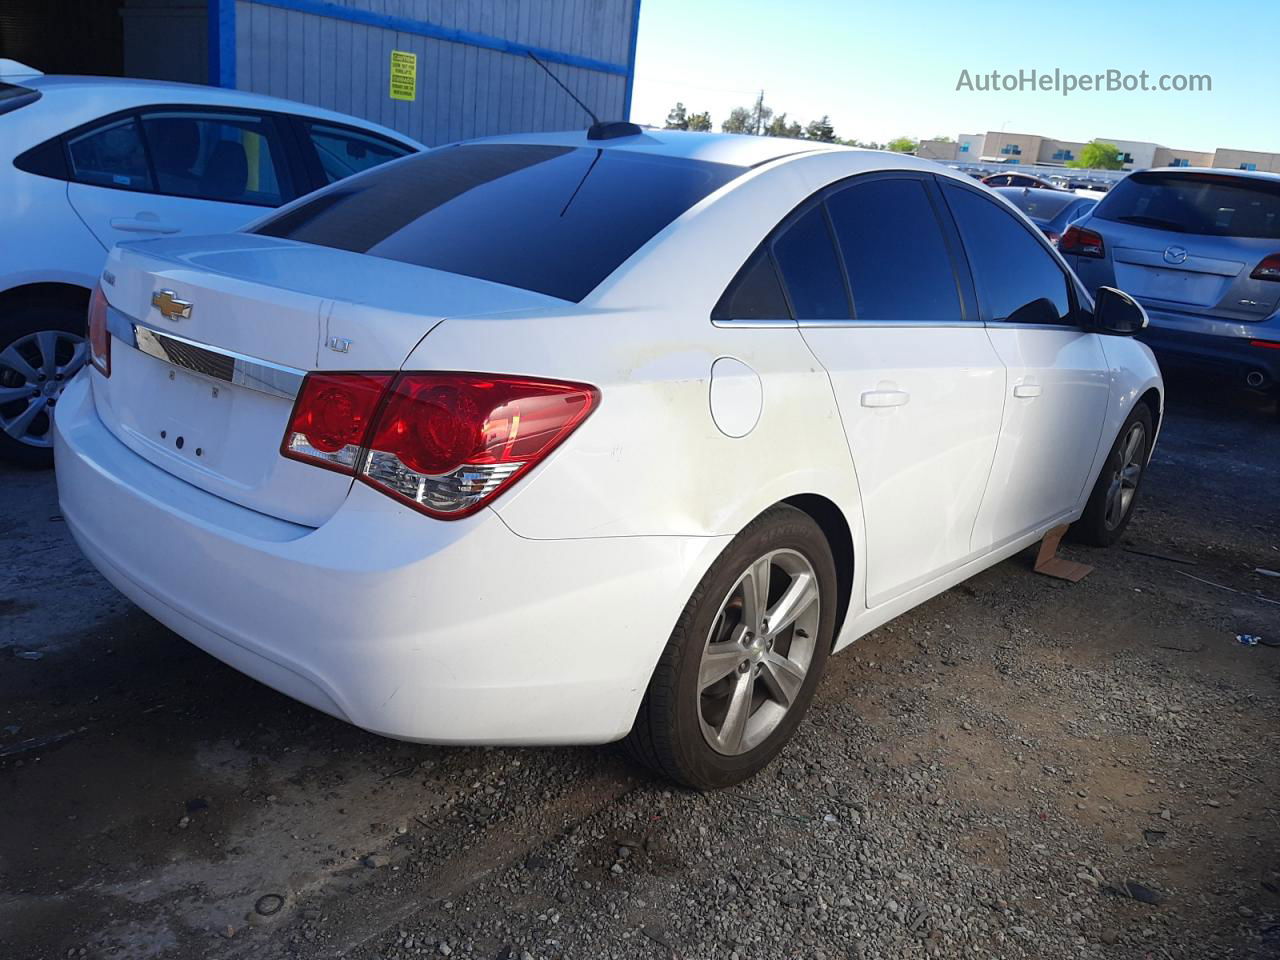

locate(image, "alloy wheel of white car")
(1, 315), (87, 465)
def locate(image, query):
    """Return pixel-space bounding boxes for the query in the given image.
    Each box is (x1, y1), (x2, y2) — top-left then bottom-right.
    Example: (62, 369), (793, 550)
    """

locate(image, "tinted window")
(943, 183), (1072, 324)
(67, 117), (152, 191)
(140, 111), (291, 205)
(1095, 171), (1280, 240)
(712, 248), (790, 320)
(255, 144), (743, 302)
(827, 178), (960, 323)
(306, 122), (412, 183)
(771, 206), (848, 319)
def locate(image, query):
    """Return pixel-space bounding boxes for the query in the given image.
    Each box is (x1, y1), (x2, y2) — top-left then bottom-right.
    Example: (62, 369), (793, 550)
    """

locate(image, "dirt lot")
(2, 375), (1278, 960)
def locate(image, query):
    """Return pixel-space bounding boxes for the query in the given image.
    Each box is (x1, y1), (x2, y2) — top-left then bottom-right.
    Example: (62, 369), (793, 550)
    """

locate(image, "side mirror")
(1093, 286), (1147, 336)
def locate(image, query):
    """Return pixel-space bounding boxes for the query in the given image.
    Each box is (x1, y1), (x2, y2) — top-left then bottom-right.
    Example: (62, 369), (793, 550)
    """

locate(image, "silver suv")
(1061, 168), (1280, 404)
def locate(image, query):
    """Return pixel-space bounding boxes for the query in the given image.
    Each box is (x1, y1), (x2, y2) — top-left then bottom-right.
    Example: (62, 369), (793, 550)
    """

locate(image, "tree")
(886, 136), (918, 153)
(686, 110), (712, 132)
(722, 106), (756, 134)
(804, 115), (837, 142)
(664, 102), (689, 130)
(1068, 141), (1125, 170)
(764, 112), (802, 139)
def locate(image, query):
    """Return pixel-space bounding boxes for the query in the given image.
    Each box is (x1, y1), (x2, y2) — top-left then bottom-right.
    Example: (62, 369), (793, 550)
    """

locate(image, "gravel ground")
(2, 374), (1278, 960)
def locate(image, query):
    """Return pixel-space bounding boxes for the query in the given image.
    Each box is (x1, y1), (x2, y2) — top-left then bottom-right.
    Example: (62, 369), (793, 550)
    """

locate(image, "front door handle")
(110, 216), (180, 234)
(1013, 383), (1043, 399)
(860, 389), (910, 408)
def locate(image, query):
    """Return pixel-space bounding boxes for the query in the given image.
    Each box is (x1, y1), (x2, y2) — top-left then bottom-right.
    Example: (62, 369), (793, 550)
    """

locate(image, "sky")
(629, 0), (1278, 154)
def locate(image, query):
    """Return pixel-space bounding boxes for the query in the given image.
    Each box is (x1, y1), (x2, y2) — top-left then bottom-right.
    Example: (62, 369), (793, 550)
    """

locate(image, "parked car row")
(0, 61), (422, 466)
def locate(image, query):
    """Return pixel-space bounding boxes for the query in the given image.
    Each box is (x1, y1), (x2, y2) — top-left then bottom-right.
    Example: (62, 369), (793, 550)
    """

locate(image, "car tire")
(0, 303), (89, 469)
(1073, 403), (1154, 547)
(624, 504), (837, 790)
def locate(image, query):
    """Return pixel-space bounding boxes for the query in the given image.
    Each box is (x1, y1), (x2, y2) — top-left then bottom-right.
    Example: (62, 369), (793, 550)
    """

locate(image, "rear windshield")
(255, 143), (745, 302)
(0, 82), (40, 116)
(996, 188), (1077, 220)
(1095, 171), (1280, 240)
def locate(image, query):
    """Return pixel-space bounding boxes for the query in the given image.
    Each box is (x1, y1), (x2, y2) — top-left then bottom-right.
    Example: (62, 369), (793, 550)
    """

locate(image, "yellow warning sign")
(389, 50), (417, 101)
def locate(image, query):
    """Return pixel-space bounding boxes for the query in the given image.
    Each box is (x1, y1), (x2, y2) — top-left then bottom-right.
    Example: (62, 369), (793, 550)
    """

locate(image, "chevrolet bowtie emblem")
(152, 289), (192, 321)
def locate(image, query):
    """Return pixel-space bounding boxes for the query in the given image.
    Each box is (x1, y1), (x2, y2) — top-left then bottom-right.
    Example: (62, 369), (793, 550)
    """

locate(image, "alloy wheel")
(0, 330), (88, 448)
(1104, 420), (1146, 531)
(697, 548), (821, 756)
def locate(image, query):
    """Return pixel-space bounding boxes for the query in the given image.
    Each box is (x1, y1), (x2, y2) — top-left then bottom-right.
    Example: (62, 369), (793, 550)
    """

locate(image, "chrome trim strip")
(711, 317), (798, 329)
(796, 319), (987, 329)
(131, 323), (306, 400)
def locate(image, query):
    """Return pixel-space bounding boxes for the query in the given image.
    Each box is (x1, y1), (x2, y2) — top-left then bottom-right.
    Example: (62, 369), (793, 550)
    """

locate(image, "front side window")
(140, 111), (291, 205)
(826, 178), (960, 323)
(67, 117), (152, 191)
(255, 143), (743, 302)
(770, 206), (849, 320)
(942, 182), (1072, 325)
(306, 122), (412, 183)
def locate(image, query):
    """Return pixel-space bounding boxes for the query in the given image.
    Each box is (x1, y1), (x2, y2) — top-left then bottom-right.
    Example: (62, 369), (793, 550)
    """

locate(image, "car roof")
(10, 74), (422, 149)
(464, 127), (853, 168)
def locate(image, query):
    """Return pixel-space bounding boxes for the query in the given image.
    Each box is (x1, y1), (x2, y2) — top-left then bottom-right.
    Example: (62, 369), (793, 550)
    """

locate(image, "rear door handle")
(1013, 383), (1043, 399)
(860, 389), (910, 408)
(110, 216), (180, 234)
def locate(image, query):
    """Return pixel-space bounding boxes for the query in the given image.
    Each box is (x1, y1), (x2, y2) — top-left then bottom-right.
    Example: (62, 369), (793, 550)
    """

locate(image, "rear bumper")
(1139, 311), (1280, 388)
(54, 371), (727, 745)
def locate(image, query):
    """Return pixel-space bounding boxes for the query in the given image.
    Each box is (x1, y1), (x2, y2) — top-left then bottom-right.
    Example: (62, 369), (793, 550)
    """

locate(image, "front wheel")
(1073, 403), (1154, 547)
(624, 505), (837, 790)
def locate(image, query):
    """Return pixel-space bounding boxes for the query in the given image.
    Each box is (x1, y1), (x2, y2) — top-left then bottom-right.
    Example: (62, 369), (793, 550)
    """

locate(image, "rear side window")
(1095, 171), (1280, 239)
(770, 206), (849, 319)
(255, 143), (743, 302)
(67, 117), (152, 191)
(305, 122), (412, 183)
(827, 178), (961, 323)
(712, 248), (790, 321)
(942, 182), (1072, 325)
(140, 111), (292, 206)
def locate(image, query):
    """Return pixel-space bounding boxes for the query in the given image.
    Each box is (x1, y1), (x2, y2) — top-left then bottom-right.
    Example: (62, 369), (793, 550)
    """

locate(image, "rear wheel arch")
(780, 494), (855, 644)
(0, 282), (93, 324)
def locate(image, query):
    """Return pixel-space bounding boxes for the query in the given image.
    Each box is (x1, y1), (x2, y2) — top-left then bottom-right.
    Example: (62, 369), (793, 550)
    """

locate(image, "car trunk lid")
(94, 234), (565, 526)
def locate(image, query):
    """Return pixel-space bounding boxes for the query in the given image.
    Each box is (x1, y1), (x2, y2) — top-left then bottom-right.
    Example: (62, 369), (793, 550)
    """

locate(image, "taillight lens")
(1059, 225), (1105, 258)
(88, 282), (111, 376)
(280, 371), (598, 518)
(1250, 339), (1280, 350)
(1250, 254), (1280, 281)
(281, 372), (393, 473)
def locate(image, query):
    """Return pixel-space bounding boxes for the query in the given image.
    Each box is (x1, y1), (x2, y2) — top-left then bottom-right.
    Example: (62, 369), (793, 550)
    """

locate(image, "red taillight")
(88, 282), (110, 376)
(281, 371), (598, 518)
(1059, 225), (1105, 258)
(1250, 254), (1280, 281)
(281, 372), (393, 473)
(1250, 339), (1280, 350)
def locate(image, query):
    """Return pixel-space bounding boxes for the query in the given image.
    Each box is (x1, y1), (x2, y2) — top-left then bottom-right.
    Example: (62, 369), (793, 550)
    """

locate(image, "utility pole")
(753, 90), (765, 136)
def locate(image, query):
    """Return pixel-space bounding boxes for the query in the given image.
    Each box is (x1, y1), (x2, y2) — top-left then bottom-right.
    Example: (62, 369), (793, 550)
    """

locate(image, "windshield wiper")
(1114, 214), (1187, 232)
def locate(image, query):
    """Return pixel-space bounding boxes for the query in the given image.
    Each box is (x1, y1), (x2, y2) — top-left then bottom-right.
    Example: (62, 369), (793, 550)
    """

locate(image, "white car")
(54, 129), (1162, 789)
(0, 61), (420, 465)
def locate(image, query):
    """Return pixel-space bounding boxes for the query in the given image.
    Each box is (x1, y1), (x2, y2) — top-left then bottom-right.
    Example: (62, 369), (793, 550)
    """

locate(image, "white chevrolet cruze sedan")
(55, 128), (1162, 789)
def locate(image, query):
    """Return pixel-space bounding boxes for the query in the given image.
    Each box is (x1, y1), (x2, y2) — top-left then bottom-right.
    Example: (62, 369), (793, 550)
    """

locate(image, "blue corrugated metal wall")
(215, 0), (637, 145)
